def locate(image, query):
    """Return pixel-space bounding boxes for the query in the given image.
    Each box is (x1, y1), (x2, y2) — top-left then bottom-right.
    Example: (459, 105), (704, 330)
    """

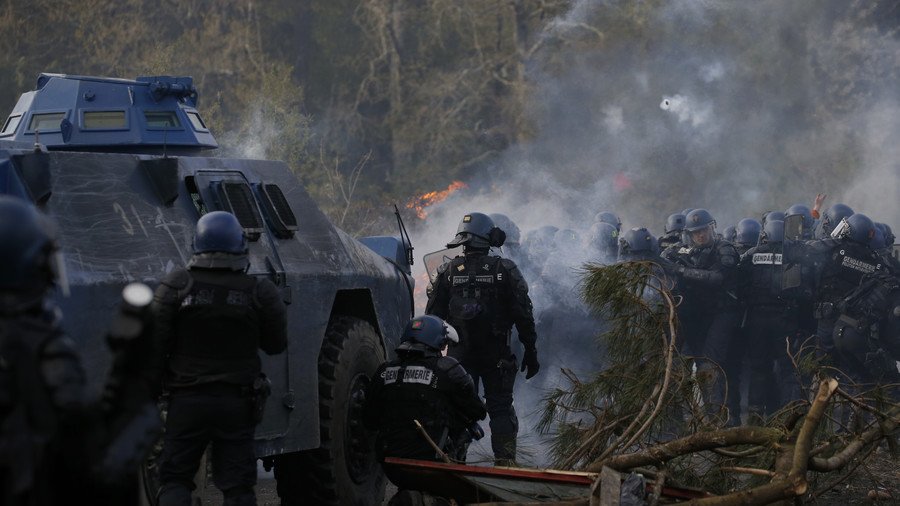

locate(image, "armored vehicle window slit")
(144, 111), (181, 128)
(254, 183), (298, 239)
(184, 176), (207, 216)
(28, 112), (66, 132)
(186, 111), (208, 131)
(1, 114), (22, 136)
(83, 110), (127, 129)
(213, 181), (264, 241)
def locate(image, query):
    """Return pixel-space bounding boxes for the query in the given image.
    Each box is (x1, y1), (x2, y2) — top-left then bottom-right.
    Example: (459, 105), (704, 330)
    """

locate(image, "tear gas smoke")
(408, 0), (900, 466)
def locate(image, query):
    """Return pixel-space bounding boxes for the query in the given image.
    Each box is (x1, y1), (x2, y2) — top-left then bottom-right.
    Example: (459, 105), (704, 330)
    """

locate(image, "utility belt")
(171, 374), (271, 425)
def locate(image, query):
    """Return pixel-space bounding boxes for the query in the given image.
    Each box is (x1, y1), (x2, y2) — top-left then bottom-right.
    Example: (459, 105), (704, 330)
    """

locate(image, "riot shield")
(782, 214), (804, 290)
(423, 248), (460, 281)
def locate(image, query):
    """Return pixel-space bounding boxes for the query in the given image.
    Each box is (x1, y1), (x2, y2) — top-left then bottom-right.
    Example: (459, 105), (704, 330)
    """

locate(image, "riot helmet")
(682, 209), (717, 248)
(594, 211), (622, 232)
(190, 211), (251, 270)
(876, 222), (895, 246)
(760, 220), (784, 244)
(818, 203), (854, 238)
(681, 208), (695, 216)
(785, 204), (815, 239)
(489, 213), (521, 246)
(193, 211), (248, 254)
(447, 212), (505, 250)
(587, 222), (618, 258)
(722, 225), (737, 243)
(397, 315), (459, 355)
(618, 227), (658, 261)
(762, 211), (785, 226)
(664, 213), (686, 235)
(831, 213), (875, 245)
(870, 226), (886, 250)
(734, 218), (762, 247)
(0, 195), (67, 308)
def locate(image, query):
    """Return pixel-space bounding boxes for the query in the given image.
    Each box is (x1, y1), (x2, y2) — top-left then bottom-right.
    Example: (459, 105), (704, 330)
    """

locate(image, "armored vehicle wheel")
(275, 315), (387, 505)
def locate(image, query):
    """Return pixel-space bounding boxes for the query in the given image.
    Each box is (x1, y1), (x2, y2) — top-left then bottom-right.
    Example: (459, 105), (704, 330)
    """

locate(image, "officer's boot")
(492, 432), (517, 467)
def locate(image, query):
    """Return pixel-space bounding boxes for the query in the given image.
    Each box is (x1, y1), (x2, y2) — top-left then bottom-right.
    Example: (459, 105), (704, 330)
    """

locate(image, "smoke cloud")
(407, 0), (900, 466)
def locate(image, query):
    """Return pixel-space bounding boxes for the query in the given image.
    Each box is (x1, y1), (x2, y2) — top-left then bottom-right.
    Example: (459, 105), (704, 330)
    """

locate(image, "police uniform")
(425, 251), (537, 462)
(362, 352), (486, 462)
(800, 237), (885, 357)
(153, 264), (287, 506)
(738, 242), (803, 417)
(662, 238), (740, 418)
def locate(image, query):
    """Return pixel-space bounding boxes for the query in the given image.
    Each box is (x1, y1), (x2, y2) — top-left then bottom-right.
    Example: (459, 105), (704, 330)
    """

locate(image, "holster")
(251, 373), (272, 425)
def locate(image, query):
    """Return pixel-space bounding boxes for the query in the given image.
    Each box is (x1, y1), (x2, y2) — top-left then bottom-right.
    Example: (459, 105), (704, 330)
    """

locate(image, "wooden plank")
(594, 466), (621, 506)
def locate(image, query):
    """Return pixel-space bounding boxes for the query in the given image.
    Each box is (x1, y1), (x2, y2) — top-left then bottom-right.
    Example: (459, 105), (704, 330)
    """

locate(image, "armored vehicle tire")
(275, 315), (387, 505)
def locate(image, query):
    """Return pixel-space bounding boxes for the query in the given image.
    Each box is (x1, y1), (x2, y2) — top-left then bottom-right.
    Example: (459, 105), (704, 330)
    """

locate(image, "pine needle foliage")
(538, 261), (702, 469)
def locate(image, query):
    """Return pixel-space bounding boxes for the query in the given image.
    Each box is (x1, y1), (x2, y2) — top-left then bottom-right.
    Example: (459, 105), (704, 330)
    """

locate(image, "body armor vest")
(169, 270), (262, 386)
(745, 243), (788, 306)
(816, 242), (883, 305)
(446, 255), (510, 341)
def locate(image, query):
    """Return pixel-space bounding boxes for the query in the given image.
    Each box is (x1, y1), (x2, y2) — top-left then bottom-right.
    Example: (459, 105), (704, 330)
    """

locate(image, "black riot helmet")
(0, 195), (67, 308)
(722, 225), (737, 243)
(594, 211), (622, 232)
(587, 222), (618, 258)
(831, 213), (875, 245)
(397, 315), (459, 355)
(760, 220), (784, 244)
(489, 213), (521, 245)
(785, 204), (815, 239)
(682, 209), (717, 247)
(447, 212), (505, 250)
(664, 213), (686, 235)
(735, 218), (762, 247)
(618, 227), (658, 261)
(818, 203), (854, 238)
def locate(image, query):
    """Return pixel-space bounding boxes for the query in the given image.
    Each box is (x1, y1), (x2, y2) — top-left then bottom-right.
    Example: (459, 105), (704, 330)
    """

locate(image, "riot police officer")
(738, 220), (802, 417)
(153, 211), (287, 506)
(618, 227), (660, 262)
(814, 203), (854, 239)
(585, 222), (618, 264)
(797, 213), (886, 360)
(363, 315), (486, 464)
(659, 213), (685, 250)
(595, 211), (622, 233)
(490, 213), (524, 265)
(426, 212), (539, 464)
(0, 196), (159, 505)
(661, 209), (740, 423)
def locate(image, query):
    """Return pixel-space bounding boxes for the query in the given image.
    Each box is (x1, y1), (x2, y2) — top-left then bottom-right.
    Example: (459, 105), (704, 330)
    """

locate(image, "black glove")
(520, 347), (540, 379)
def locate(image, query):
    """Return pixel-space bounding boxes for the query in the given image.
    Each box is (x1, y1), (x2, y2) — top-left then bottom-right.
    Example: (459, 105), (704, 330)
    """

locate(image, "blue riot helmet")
(682, 209), (717, 247)
(762, 211), (785, 226)
(831, 213), (875, 245)
(397, 315), (459, 354)
(722, 226), (737, 243)
(0, 195), (67, 306)
(876, 223), (895, 245)
(818, 203), (854, 238)
(870, 226), (886, 250)
(587, 222), (618, 258)
(785, 204), (815, 239)
(489, 213), (521, 246)
(594, 211), (622, 232)
(193, 211), (248, 254)
(618, 227), (658, 261)
(760, 220), (784, 244)
(664, 213), (686, 235)
(447, 212), (505, 249)
(190, 211), (251, 271)
(734, 218), (762, 247)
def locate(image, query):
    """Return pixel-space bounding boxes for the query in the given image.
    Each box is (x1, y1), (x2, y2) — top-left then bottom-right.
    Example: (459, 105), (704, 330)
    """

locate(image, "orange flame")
(406, 181), (468, 219)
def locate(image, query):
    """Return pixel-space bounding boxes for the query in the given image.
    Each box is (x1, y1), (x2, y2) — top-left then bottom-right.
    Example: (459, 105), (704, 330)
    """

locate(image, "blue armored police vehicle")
(0, 73), (414, 505)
